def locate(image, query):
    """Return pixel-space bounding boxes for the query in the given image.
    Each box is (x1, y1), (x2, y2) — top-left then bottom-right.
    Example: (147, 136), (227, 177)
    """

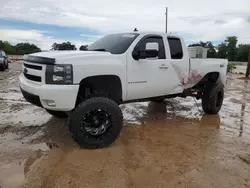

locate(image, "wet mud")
(0, 63), (250, 188)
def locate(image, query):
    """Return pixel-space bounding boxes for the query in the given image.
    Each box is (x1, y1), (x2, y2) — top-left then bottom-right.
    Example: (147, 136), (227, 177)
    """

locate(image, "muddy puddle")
(0, 63), (250, 188)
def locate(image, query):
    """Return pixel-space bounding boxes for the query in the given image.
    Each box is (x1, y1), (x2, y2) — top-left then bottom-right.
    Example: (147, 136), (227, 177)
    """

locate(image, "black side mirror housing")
(132, 49), (158, 60)
(132, 50), (140, 60)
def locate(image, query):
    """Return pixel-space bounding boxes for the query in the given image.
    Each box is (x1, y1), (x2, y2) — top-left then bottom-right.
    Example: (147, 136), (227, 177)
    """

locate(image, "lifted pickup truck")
(19, 32), (228, 148)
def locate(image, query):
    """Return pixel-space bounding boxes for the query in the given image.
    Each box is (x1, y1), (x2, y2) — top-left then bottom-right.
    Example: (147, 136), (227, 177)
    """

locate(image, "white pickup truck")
(19, 32), (228, 148)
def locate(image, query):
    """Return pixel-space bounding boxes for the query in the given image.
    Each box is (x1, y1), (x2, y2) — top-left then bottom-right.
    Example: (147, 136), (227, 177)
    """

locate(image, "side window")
(167, 37), (183, 59)
(137, 36), (166, 59)
(2, 51), (6, 56)
(0, 51), (2, 57)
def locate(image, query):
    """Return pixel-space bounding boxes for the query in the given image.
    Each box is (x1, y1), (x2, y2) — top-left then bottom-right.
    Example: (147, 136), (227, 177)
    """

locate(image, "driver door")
(126, 35), (172, 100)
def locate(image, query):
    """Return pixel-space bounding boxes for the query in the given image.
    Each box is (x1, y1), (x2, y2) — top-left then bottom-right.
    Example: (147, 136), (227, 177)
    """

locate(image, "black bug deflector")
(23, 55), (56, 65)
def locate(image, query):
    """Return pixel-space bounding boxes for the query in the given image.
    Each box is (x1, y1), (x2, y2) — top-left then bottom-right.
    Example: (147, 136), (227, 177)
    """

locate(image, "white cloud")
(0, 0), (250, 45)
(80, 34), (103, 38)
(0, 29), (92, 50)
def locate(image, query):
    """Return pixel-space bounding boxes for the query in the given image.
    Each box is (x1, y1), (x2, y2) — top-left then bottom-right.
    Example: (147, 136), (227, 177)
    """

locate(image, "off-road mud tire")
(202, 83), (224, 114)
(46, 109), (68, 118)
(68, 97), (123, 149)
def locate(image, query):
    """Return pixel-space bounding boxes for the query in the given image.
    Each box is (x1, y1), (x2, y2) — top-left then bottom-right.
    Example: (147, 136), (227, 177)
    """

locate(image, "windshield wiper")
(89, 48), (107, 52)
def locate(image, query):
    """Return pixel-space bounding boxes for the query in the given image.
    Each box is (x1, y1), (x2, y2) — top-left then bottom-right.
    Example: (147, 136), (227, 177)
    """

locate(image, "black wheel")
(0, 63), (5, 71)
(46, 109), (68, 118)
(68, 97), (123, 149)
(202, 83), (224, 114)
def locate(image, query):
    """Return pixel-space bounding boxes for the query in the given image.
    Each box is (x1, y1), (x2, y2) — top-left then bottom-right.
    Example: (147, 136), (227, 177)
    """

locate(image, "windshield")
(87, 33), (139, 54)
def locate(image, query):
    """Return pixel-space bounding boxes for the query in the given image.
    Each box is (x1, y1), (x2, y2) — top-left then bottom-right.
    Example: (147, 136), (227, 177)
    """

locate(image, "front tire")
(68, 97), (123, 149)
(202, 83), (224, 114)
(45, 109), (68, 118)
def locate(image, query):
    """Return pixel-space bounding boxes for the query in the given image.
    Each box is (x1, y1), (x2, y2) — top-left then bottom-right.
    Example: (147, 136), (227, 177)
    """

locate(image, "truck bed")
(184, 58), (228, 88)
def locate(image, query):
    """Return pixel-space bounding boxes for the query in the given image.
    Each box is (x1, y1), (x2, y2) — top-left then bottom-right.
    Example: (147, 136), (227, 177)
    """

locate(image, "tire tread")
(68, 97), (123, 149)
(202, 83), (224, 114)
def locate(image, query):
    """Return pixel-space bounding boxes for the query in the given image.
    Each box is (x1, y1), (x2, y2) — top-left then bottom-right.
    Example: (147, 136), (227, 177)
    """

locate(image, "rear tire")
(46, 109), (68, 118)
(202, 83), (224, 114)
(68, 97), (123, 149)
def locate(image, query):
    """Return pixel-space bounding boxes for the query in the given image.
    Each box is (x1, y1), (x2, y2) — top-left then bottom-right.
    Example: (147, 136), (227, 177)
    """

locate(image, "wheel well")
(197, 72), (220, 85)
(187, 72), (220, 99)
(76, 75), (122, 105)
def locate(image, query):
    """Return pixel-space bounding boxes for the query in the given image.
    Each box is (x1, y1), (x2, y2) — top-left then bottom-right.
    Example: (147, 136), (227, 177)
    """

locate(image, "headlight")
(46, 64), (73, 84)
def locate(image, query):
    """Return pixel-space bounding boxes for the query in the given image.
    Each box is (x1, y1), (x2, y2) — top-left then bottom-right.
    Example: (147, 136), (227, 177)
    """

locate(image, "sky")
(0, 0), (250, 50)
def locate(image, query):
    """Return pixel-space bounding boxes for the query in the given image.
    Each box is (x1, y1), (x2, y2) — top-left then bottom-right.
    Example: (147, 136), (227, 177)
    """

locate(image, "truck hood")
(28, 50), (113, 63)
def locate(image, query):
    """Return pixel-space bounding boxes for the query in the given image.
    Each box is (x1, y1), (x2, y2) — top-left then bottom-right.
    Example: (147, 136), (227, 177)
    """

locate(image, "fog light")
(44, 100), (56, 107)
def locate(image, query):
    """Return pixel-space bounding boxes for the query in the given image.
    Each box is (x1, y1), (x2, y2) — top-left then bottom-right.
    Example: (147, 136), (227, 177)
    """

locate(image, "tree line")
(188, 36), (250, 62)
(51, 42), (88, 51)
(0, 41), (41, 55)
(1, 36), (249, 62)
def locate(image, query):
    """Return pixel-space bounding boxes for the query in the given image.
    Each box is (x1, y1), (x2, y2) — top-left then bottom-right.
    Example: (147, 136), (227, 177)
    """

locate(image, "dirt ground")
(0, 62), (250, 188)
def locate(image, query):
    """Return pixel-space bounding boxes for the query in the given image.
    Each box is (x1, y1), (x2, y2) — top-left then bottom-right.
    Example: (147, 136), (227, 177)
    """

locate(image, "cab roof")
(115, 31), (182, 39)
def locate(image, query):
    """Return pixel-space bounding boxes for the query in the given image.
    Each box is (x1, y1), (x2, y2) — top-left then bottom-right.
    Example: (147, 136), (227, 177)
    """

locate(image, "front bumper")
(19, 74), (79, 111)
(20, 88), (43, 107)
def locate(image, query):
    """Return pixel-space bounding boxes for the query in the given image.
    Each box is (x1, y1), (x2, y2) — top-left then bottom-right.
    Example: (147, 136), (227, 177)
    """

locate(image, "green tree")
(0, 41), (41, 55)
(52, 43), (57, 51)
(188, 43), (199, 47)
(225, 36), (238, 61)
(217, 42), (227, 59)
(237, 44), (250, 62)
(79, 45), (88, 51)
(188, 42), (206, 47)
(15, 43), (41, 55)
(199, 41), (207, 47)
(0, 41), (14, 54)
(206, 41), (217, 58)
(51, 42), (77, 50)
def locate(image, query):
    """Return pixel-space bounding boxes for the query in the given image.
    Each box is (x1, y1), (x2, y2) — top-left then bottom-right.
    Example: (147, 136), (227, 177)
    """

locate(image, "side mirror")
(132, 50), (140, 60)
(132, 49), (158, 60)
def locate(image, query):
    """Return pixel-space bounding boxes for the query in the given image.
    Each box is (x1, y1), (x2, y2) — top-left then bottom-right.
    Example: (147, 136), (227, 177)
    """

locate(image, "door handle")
(159, 64), (168, 69)
(220, 64), (225, 68)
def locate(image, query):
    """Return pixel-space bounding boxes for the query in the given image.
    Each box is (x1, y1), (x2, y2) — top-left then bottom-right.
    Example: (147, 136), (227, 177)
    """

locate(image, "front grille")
(24, 63), (42, 70)
(24, 73), (41, 82)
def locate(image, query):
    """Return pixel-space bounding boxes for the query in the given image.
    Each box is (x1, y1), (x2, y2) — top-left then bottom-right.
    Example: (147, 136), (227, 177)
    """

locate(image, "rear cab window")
(167, 37), (183, 59)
